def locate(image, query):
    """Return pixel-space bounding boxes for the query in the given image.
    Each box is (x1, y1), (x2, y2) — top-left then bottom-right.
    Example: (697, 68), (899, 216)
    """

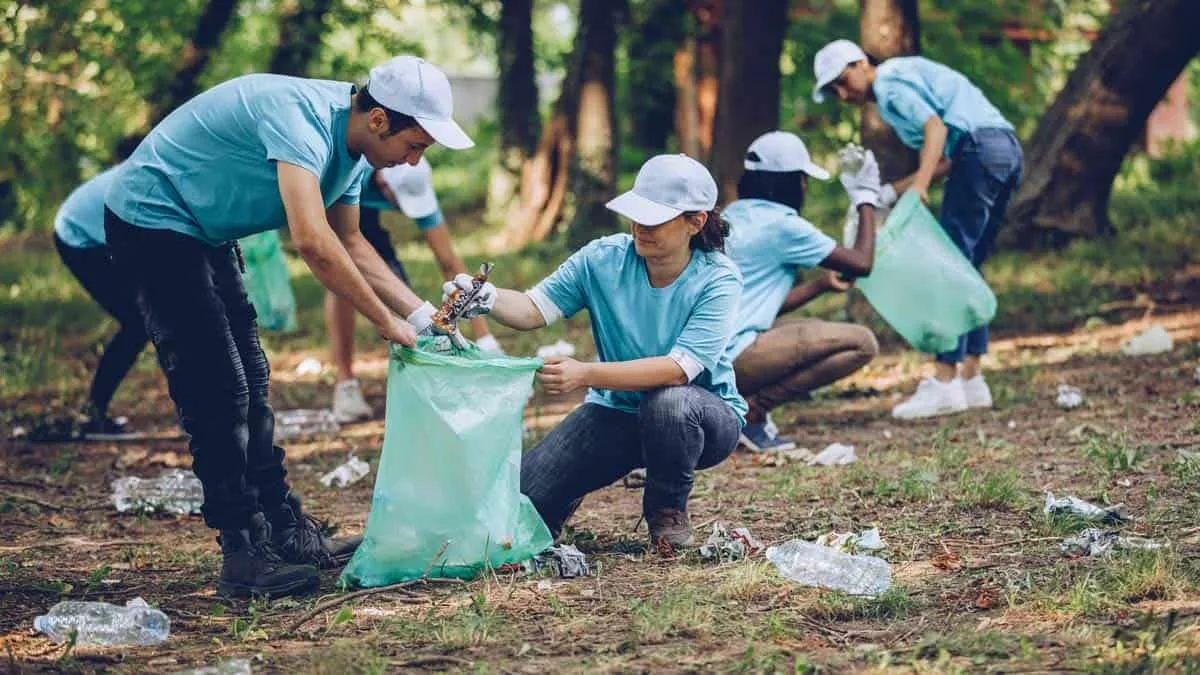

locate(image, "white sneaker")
(961, 375), (993, 409)
(332, 379), (373, 423)
(891, 377), (968, 420)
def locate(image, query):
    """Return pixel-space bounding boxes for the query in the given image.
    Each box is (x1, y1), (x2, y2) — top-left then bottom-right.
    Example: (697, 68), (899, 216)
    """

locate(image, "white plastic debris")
(295, 357), (323, 376)
(319, 453), (371, 488)
(34, 597), (169, 646)
(698, 521), (763, 562)
(112, 469), (203, 515)
(1120, 325), (1173, 356)
(1007, 421), (1017, 430)
(11, 425), (27, 439)
(1055, 384), (1084, 410)
(767, 539), (892, 597)
(274, 409), (340, 441)
(1044, 492), (1128, 524)
(525, 544), (589, 578)
(815, 527), (886, 554)
(536, 340), (577, 359)
(810, 443), (858, 466)
(173, 659), (253, 675)
(1060, 528), (1168, 557)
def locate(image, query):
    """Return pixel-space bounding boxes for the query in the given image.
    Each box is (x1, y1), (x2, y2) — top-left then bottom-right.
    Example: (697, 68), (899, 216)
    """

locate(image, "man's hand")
(537, 356), (589, 395)
(822, 269), (854, 293)
(378, 314), (417, 347)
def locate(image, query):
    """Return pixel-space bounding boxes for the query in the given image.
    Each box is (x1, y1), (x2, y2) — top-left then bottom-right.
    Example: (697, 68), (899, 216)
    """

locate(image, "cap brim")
(605, 191), (681, 226)
(803, 161), (831, 181)
(812, 79), (833, 103)
(396, 189), (439, 219)
(418, 117), (474, 150)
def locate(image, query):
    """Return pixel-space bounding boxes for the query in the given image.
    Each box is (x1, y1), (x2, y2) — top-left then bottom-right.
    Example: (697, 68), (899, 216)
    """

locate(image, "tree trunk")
(487, 0), (540, 225)
(628, 0), (687, 154)
(675, 0), (722, 160)
(1005, 0), (1200, 247)
(709, 0), (789, 204)
(269, 0), (337, 77)
(859, 0), (920, 183)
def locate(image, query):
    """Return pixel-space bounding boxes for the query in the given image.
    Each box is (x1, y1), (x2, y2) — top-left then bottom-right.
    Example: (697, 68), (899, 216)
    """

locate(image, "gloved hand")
(442, 274), (497, 318)
(406, 301), (438, 336)
(475, 333), (506, 355)
(878, 183), (899, 208)
(839, 149), (881, 208)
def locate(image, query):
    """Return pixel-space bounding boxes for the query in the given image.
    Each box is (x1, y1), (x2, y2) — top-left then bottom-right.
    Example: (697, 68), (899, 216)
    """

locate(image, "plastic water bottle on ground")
(766, 539), (892, 597)
(112, 469), (203, 515)
(274, 409), (340, 441)
(34, 597), (170, 646)
(173, 658), (253, 675)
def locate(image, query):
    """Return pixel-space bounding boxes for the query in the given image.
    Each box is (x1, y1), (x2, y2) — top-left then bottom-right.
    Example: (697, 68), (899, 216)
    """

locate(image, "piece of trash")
(814, 527), (885, 554)
(11, 425), (26, 439)
(766, 539), (892, 597)
(34, 597), (169, 646)
(536, 580), (552, 591)
(536, 340), (576, 359)
(1007, 420), (1016, 429)
(524, 544), (589, 578)
(1121, 325), (1173, 356)
(1055, 385), (1084, 410)
(172, 659), (253, 675)
(295, 357), (323, 376)
(274, 409), (340, 441)
(810, 443), (857, 466)
(319, 453), (371, 488)
(1060, 528), (1168, 557)
(882, 430), (893, 440)
(1117, 478), (1132, 488)
(622, 468), (646, 490)
(698, 521), (763, 562)
(932, 551), (963, 571)
(112, 469), (203, 515)
(1044, 492), (1128, 524)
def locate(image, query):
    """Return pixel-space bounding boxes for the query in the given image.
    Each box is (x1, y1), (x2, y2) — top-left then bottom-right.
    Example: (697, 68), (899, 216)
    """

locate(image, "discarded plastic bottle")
(766, 539), (892, 597)
(112, 469), (203, 515)
(274, 409), (340, 441)
(34, 598), (170, 646)
(173, 658), (252, 675)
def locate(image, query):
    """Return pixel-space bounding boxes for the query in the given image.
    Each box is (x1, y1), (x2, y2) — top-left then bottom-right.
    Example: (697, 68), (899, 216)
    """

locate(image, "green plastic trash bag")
(340, 338), (553, 588)
(239, 230), (297, 333)
(856, 191), (997, 353)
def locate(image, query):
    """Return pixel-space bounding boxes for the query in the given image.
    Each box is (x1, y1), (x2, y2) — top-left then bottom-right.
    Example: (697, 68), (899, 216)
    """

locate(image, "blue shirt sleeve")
(257, 107), (329, 179)
(336, 164), (367, 205)
(779, 216), (837, 268)
(414, 209), (445, 231)
(532, 243), (593, 319)
(878, 79), (939, 129)
(671, 267), (741, 375)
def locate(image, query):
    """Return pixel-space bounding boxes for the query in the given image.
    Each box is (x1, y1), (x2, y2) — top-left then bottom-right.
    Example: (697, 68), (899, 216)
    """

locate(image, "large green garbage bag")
(856, 191), (997, 353)
(239, 230), (297, 333)
(341, 338), (553, 587)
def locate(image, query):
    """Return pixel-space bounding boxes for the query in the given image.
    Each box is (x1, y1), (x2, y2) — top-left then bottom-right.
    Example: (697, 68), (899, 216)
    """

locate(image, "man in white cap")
(326, 156), (505, 423)
(103, 56), (473, 597)
(724, 131), (880, 452)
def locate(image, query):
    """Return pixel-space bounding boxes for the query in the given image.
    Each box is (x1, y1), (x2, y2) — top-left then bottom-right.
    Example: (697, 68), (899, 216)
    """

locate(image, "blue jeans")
(520, 386), (741, 535)
(937, 128), (1024, 365)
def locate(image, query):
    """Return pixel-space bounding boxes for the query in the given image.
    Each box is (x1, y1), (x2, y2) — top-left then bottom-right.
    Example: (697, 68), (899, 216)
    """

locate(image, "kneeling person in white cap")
(103, 56), (474, 598)
(326, 157), (504, 423)
(439, 154), (747, 552)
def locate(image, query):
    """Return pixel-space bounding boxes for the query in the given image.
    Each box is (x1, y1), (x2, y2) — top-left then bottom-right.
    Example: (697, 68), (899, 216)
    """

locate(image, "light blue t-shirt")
(723, 199), (837, 360)
(533, 234), (747, 425)
(106, 74), (370, 246)
(359, 171), (445, 231)
(54, 165), (122, 249)
(872, 56), (1013, 157)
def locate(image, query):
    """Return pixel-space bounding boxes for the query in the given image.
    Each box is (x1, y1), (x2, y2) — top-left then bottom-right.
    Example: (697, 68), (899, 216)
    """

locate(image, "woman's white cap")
(605, 154), (717, 226)
(812, 39), (868, 103)
(744, 131), (830, 180)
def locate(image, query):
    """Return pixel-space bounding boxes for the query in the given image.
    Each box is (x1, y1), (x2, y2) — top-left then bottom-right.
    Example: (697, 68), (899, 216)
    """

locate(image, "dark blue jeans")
(937, 128), (1023, 365)
(520, 386), (741, 536)
(104, 209), (290, 530)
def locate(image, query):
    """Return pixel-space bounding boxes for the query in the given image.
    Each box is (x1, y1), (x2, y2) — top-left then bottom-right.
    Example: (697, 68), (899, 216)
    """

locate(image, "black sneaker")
(268, 493), (362, 569)
(217, 513), (319, 598)
(80, 403), (141, 441)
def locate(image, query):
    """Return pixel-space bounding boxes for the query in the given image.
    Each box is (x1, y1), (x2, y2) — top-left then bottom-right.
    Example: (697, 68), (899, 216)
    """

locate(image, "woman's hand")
(537, 356), (590, 395)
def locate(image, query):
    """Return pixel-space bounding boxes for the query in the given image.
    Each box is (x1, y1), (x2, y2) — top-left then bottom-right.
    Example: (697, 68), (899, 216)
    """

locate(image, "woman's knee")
(638, 385), (701, 422)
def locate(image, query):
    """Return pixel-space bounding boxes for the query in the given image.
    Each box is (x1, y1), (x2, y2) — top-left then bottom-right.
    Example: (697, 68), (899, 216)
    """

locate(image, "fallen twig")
(391, 655), (474, 669)
(7, 493), (63, 511)
(0, 537), (152, 553)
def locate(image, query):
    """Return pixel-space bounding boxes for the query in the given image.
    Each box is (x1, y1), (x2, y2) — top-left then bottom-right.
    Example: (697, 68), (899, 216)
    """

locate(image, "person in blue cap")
(103, 56), (474, 597)
(813, 39), (1023, 420)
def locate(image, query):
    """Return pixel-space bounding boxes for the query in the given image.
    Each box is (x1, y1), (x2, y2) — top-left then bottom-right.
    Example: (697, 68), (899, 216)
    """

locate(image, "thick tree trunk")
(675, 0), (722, 160)
(859, 0), (919, 183)
(627, 0), (687, 154)
(487, 0), (540, 224)
(1005, 0), (1200, 247)
(709, 0), (789, 204)
(269, 0), (337, 77)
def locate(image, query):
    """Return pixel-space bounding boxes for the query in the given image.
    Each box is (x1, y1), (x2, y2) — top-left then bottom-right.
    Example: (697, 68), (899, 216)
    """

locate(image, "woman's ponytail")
(689, 208), (731, 253)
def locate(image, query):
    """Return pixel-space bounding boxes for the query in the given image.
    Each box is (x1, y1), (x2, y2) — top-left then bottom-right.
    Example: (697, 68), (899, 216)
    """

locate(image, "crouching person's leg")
(638, 386), (740, 551)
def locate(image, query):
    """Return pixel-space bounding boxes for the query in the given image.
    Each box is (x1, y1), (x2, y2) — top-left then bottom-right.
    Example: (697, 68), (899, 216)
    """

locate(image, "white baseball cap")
(744, 131), (830, 180)
(378, 156), (439, 219)
(606, 154), (717, 226)
(812, 39), (868, 103)
(367, 56), (474, 150)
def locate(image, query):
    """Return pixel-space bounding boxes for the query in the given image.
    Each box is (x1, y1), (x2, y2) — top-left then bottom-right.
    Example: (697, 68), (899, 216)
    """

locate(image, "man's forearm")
(295, 234), (394, 329)
(340, 232), (424, 316)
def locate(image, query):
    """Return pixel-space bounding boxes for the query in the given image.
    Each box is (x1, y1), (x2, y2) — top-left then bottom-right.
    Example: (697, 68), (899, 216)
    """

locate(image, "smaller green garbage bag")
(340, 338), (553, 588)
(856, 191), (997, 353)
(239, 230), (297, 333)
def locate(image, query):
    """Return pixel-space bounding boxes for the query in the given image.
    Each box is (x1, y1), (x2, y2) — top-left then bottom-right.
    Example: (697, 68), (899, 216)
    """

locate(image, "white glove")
(839, 149), (882, 208)
(475, 333), (505, 355)
(441, 273), (497, 318)
(406, 301), (437, 336)
(878, 183), (899, 208)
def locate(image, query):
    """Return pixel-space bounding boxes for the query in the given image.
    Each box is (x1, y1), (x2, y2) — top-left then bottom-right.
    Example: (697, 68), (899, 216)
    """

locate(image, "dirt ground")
(2, 310), (1198, 673)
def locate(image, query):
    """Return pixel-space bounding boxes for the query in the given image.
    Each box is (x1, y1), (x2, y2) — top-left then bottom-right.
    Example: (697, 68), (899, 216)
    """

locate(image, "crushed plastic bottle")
(1044, 492), (1128, 524)
(319, 453), (371, 488)
(1120, 325), (1173, 356)
(274, 409), (340, 441)
(112, 469), (203, 515)
(1055, 384), (1084, 410)
(767, 539), (891, 597)
(34, 597), (169, 646)
(173, 658), (252, 675)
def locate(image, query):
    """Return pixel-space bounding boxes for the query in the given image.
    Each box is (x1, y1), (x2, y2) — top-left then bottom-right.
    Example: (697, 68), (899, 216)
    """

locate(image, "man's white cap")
(744, 131), (830, 180)
(378, 157), (439, 219)
(367, 56), (474, 150)
(606, 154), (717, 226)
(812, 39), (868, 103)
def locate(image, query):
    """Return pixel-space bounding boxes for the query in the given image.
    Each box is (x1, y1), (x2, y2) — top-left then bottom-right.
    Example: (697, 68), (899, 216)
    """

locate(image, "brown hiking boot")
(646, 507), (695, 553)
